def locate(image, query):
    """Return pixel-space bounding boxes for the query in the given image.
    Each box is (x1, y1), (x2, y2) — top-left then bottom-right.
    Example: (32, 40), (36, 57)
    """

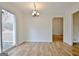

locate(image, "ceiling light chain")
(34, 2), (36, 10)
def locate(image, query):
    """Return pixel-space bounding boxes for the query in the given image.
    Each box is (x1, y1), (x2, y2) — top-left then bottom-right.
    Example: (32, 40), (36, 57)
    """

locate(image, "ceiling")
(9, 2), (77, 14)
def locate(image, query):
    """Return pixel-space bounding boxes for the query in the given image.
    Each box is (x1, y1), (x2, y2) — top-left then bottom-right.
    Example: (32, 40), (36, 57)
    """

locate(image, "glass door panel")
(2, 9), (16, 51)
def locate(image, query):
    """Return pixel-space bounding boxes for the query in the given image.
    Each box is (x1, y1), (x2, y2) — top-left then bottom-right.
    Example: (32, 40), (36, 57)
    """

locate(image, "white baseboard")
(25, 40), (52, 43)
(17, 41), (25, 46)
(73, 41), (79, 43)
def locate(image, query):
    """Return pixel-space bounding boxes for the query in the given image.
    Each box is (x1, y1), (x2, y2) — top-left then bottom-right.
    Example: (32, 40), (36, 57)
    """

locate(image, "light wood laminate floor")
(53, 35), (63, 42)
(8, 41), (79, 56)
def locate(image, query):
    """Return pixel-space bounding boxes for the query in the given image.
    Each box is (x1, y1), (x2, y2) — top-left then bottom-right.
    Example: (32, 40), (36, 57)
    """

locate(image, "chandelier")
(32, 2), (39, 17)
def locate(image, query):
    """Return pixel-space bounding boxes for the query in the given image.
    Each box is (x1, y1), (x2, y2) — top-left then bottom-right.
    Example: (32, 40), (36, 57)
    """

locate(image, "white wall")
(22, 3), (79, 43)
(23, 9), (64, 42)
(63, 12), (73, 45)
(23, 15), (52, 42)
(53, 17), (63, 35)
(64, 3), (79, 45)
(23, 3), (78, 43)
(0, 3), (25, 45)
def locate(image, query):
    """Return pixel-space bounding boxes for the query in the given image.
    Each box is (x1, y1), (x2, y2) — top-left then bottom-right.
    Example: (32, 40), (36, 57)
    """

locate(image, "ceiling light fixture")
(32, 2), (39, 17)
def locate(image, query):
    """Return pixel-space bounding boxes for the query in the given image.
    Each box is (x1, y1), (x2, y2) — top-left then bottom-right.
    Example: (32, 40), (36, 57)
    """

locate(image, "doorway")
(1, 9), (16, 52)
(52, 17), (63, 42)
(73, 11), (79, 46)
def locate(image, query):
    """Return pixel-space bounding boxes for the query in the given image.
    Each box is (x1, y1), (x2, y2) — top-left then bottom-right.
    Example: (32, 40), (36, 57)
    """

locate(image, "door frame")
(1, 8), (17, 52)
(72, 10), (79, 44)
(52, 16), (64, 42)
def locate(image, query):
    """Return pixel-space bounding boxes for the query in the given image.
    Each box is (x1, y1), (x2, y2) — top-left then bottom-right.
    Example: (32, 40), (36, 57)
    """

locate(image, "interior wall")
(23, 15), (52, 42)
(64, 3), (79, 45)
(23, 12), (64, 42)
(73, 11), (79, 42)
(23, 3), (74, 43)
(0, 3), (25, 45)
(63, 13), (72, 45)
(22, 2), (75, 43)
(71, 3), (79, 44)
(53, 17), (63, 35)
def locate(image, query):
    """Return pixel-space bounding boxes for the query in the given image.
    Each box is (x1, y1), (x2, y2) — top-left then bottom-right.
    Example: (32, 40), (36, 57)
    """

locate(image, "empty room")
(0, 2), (79, 56)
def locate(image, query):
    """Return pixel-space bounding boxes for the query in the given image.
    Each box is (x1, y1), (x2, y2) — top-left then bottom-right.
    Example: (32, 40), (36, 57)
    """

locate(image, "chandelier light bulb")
(37, 12), (39, 16)
(32, 12), (34, 16)
(33, 10), (37, 14)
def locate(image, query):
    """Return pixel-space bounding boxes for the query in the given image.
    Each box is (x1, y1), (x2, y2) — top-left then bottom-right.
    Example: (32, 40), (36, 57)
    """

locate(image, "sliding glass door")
(2, 9), (16, 52)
